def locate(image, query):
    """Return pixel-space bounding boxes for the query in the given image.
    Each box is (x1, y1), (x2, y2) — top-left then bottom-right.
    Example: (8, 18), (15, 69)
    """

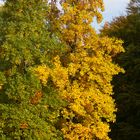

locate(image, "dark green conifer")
(100, 0), (140, 139)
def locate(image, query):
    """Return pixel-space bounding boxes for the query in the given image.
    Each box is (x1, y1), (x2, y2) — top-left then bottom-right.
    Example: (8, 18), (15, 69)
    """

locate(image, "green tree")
(0, 0), (65, 139)
(127, 0), (140, 15)
(100, 0), (140, 139)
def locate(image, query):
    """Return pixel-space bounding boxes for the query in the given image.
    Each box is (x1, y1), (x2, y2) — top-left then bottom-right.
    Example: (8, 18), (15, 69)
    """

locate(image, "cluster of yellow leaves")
(33, 0), (125, 139)
(58, 0), (104, 46)
(0, 84), (3, 90)
(33, 38), (124, 139)
(0, 80), (4, 90)
(33, 65), (50, 85)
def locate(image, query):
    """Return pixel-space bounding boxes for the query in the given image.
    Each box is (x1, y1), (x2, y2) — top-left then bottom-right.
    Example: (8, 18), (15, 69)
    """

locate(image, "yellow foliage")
(0, 81), (3, 90)
(0, 84), (2, 90)
(33, 0), (125, 139)
(58, 0), (104, 47)
(50, 56), (69, 90)
(33, 37), (124, 139)
(33, 65), (50, 86)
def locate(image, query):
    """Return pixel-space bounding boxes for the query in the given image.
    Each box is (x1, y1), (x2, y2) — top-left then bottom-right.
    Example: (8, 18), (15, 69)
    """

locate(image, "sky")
(0, 0), (130, 31)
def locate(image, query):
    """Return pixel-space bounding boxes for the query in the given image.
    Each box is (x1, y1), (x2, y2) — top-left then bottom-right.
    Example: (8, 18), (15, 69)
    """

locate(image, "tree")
(100, 0), (140, 139)
(0, 0), (125, 139)
(0, 0), (65, 139)
(127, 0), (140, 15)
(34, 0), (124, 139)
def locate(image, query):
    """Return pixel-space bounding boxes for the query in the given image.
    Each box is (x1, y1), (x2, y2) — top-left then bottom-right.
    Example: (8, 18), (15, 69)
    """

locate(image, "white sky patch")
(0, 0), (4, 5)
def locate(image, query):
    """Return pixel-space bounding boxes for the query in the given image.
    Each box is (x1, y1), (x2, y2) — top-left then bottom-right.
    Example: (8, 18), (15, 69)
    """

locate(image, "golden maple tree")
(33, 0), (125, 139)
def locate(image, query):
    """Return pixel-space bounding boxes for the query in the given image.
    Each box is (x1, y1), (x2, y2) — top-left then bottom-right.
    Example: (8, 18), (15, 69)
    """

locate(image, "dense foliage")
(0, 0), (65, 139)
(34, 0), (124, 139)
(0, 0), (124, 139)
(101, 0), (140, 139)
